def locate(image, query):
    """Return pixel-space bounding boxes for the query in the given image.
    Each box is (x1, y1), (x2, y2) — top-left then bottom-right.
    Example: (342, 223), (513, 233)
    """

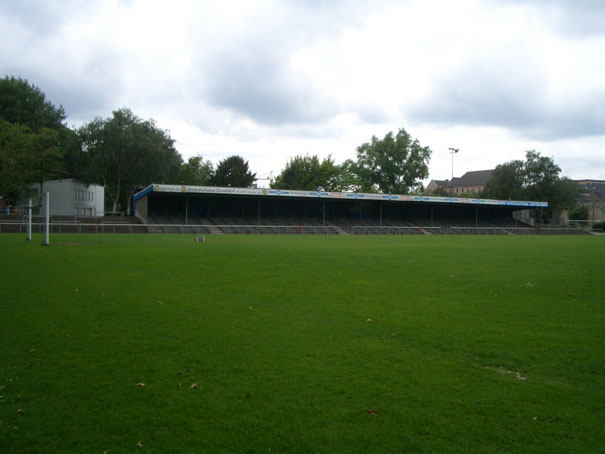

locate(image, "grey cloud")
(193, 2), (382, 126)
(495, 0), (605, 36)
(355, 105), (392, 125)
(0, 0), (83, 35)
(409, 49), (605, 141)
(0, 2), (129, 125)
(1, 51), (126, 126)
(203, 47), (336, 125)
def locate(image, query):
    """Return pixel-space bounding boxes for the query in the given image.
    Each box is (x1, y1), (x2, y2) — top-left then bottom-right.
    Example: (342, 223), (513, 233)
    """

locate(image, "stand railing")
(0, 221), (594, 235)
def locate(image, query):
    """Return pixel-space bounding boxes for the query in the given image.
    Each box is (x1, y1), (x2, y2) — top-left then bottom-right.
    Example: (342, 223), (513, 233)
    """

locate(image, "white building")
(25, 179), (104, 217)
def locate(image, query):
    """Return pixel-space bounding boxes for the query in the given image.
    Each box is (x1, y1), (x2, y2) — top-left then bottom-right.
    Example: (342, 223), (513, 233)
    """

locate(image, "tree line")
(1, 75), (578, 217)
(424, 150), (579, 219)
(0, 77), (256, 212)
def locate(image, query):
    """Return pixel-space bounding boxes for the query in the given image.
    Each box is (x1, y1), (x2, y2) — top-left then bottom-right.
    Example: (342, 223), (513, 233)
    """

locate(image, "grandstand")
(1, 184), (591, 235)
(127, 183), (578, 235)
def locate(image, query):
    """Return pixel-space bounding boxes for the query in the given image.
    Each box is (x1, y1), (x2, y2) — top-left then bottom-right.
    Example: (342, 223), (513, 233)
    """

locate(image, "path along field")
(1, 234), (604, 453)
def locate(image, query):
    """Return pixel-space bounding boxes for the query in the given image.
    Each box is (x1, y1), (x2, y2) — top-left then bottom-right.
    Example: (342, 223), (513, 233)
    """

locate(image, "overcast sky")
(1, 0), (604, 185)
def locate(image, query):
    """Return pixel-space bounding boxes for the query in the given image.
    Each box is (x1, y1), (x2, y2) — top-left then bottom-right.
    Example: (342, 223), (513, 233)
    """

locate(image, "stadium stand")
(4, 183), (588, 235)
(122, 184), (557, 235)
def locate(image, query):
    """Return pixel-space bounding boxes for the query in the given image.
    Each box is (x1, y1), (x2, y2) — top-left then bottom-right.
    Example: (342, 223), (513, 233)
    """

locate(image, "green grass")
(1, 234), (604, 453)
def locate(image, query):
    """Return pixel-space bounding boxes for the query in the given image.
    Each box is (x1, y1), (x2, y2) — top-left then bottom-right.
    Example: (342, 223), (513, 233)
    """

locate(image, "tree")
(482, 160), (525, 201)
(27, 127), (65, 190)
(0, 119), (65, 205)
(0, 76), (79, 182)
(0, 119), (32, 205)
(569, 204), (588, 220)
(271, 154), (343, 191)
(354, 128), (431, 194)
(78, 108), (182, 213)
(482, 150), (578, 219)
(0, 76), (66, 132)
(329, 159), (362, 192)
(424, 186), (449, 197)
(180, 155), (214, 186)
(212, 155), (255, 188)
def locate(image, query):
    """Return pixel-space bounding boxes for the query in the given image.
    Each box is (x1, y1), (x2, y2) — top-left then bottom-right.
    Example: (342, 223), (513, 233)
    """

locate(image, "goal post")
(44, 191), (50, 246)
(27, 199), (32, 241)
(21, 194), (46, 243)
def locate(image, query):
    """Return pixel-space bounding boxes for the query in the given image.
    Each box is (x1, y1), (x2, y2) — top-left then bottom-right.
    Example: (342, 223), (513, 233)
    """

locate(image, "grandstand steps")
(326, 221), (349, 235)
(207, 225), (224, 234)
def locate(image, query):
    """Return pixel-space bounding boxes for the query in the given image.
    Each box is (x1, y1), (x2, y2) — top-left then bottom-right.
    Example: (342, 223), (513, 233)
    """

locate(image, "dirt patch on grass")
(480, 365), (527, 380)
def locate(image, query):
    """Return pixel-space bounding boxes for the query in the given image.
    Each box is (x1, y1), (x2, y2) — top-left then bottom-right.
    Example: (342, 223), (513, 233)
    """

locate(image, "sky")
(1, 0), (604, 186)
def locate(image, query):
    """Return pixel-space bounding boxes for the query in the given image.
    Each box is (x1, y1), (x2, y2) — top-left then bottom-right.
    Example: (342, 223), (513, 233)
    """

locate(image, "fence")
(350, 226), (441, 235)
(0, 222), (336, 235)
(0, 221), (595, 235)
(0, 221), (147, 234)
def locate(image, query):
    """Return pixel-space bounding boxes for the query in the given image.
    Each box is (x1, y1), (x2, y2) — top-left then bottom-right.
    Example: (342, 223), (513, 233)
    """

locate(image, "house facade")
(427, 169), (494, 195)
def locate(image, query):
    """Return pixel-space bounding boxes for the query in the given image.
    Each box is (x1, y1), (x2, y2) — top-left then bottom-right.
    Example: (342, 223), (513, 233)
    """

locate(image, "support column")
(185, 198), (189, 225)
(258, 199), (261, 225)
(322, 201), (325, 226)
(380, 203), (383, 226)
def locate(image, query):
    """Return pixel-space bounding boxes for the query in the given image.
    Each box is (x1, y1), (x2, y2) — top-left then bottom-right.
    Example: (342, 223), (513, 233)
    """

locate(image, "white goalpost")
(24, 192), (50, 245)
(27, 198), (32, 241)
(44, 191), (49, 246)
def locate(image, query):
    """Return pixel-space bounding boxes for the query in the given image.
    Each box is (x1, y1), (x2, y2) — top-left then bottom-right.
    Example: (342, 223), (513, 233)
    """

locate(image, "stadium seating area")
(141, 214), (539, 235)
(0, 210), (590, 236)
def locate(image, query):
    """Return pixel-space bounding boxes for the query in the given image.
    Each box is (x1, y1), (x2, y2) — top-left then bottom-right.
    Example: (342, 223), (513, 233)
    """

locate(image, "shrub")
(592, 221), (605, 231)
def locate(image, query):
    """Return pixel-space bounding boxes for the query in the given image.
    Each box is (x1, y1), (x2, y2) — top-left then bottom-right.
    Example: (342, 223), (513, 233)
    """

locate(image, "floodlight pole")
(44, 192), (49, 246)
(27, 199), (32, 241)
(448, 148), (459, 195)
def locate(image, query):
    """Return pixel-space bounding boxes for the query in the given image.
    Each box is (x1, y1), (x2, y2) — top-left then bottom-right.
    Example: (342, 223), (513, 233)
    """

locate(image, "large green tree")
(0, 76), (79, 187)
(0, 76), (66, 132)
(180, 154), (214, 186)
(26, 127), (65, 190)
(483, 150), (578, 218)
(78, 108), (182, 213)
(0, 119), (32, 204)
(0, 119), (64, 205)
(354, 128), (431, 194)
(271, 155), (342, 191)
(212, 155), (255, 188)
(482, 160), (525, 201)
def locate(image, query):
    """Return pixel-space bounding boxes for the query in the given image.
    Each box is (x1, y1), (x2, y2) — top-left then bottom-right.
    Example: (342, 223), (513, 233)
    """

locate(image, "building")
(427, 169), (494, 195)
(24, 179), (104, 217)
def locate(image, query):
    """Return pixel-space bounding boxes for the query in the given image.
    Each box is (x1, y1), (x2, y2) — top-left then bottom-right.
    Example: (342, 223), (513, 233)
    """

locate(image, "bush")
(569, 205), (589, 220)
(592, 221), (605, 232)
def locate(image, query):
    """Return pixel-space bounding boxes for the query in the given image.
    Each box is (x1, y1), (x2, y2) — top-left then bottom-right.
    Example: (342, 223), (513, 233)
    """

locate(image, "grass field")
(1, 234), (604, 453)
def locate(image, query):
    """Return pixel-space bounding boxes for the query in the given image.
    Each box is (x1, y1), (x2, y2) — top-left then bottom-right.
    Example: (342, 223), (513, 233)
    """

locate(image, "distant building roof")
(430, 170), (494, 189)
(454, 169), (494, 187)
(574, 180), (605, 194)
